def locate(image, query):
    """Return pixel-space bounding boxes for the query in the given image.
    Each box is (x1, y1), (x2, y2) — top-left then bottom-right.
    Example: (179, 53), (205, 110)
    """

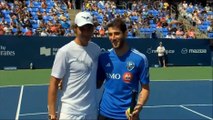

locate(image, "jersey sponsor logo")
(123, 72), (133, 83)
(106, 73), (121, 79)
(126, 61), (135, 71)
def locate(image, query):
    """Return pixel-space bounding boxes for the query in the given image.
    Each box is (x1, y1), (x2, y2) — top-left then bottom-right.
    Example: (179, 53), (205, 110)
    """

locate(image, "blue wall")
(0, 36), (211, 69)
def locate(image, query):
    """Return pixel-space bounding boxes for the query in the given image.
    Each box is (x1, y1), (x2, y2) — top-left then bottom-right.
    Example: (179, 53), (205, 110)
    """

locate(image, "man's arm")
(97, 78), (105, 89)
(136, 84), (150, 109)
(130, 84), (150, 120)
(96, 58), (106, 89)
(48, 76), (61, 119)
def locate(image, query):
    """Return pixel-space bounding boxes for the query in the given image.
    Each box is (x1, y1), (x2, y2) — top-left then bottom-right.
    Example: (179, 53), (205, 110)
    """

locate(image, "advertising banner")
(0, 36), (211, 69)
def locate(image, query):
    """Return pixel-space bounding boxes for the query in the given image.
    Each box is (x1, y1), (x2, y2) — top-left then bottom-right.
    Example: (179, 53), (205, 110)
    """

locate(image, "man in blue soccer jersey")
(97, 18), (150, 120)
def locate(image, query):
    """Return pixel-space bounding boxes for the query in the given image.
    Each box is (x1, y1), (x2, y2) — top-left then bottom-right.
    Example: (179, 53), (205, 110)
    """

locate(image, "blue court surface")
(0, 80), (212, 120)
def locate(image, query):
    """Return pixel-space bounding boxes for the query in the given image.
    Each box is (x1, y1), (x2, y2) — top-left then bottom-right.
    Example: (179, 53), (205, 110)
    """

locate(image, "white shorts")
(59, 112), (97, 120)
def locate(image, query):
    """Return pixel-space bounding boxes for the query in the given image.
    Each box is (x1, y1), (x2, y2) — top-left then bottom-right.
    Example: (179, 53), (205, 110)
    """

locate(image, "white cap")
(74, 11), (93, 27)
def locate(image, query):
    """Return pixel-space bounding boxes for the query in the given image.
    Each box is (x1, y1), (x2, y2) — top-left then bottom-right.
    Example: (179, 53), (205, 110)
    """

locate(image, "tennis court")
(0, 67), (212, 119)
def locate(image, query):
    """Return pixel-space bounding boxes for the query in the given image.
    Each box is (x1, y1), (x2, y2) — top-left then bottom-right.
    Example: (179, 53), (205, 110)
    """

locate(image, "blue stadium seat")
(25, 1), (30, 7)
(1, 9), (10, 15)
(30, 12), (37, 16)
(12, 28), (17, 33)
(130, 16), (138, 22)
(32, 7), (39, 12)
(98, 3), (105, 9)
(43, 15), (49, 23)
(27, 7), (32, 12)
(61, 5), (67, 11)
(207, 11), (213, 15)
(33, 1), (41, 8)
(198, 25), (208, 32)
(91, 11), (99, 16)
(61, 21), (70, 29)
(39, 8), (45, 13)
(127, 32), (133, 38)
(96, 26), (101, 31)
(8, 3), (14, 8)
(22, 28), (28, 33)
(4, 14), (10, 19)
(148, 10), (153, 14)
(202, 21), (211, 26)
(139, 28), (145, 33)
(46, 8), (51, 13)
(186, 7), (194, 13)
(149, 20), (154, 24)
(97, 18), (103, 24)
(162, 28), (168, 32)
(32, 23), (39, 29)
(119, 9), (126, 15)
(150, 24), (157, 28)
(96, 15), (103, 20)
(47, 16), (53, 21)
(208, 32), (213, 38)
(5, 18), (11, 23)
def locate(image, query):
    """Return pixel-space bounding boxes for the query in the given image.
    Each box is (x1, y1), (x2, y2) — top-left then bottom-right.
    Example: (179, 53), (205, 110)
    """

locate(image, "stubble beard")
(112, 39), (124, 49)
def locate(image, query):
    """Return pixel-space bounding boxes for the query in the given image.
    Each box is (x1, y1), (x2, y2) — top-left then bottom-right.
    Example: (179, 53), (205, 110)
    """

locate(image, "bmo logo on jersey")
(122, 72), (133, 83)
(106, 72), (133, 83)
(106, 73), (121, 79)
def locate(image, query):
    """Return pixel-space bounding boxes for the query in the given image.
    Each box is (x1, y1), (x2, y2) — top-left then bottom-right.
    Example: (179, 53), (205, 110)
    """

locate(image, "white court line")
(19, 112), (47, 116)
(180, 105), (213, 120)
(0, 84), (48, 88)
(15, 85), (24, 120)
(19, 104), (213, 117)
(183, 104), (213, 107)
(151, 79), (213, 82)
(0, 79), (212, 88)
(144, 104), (213, 108)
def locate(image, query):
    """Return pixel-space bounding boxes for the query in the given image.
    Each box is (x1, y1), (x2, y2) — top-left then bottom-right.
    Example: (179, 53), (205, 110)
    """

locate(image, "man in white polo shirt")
(156, 42), (166, 67)
(48, 11), (101, 120)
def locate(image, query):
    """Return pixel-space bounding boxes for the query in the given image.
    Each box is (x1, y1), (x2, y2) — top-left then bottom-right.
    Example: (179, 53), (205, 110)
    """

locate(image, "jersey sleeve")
(96, 53), (106, 88)
(139, 55), (150, 85)
(51, 49), (67, 79)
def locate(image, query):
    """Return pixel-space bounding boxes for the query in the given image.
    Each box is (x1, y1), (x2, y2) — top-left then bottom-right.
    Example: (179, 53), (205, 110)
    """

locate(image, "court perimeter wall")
(0, 36), (212, 69)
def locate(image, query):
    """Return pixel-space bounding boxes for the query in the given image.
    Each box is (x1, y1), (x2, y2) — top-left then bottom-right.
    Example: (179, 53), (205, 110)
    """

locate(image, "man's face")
(108, 27), (126, 49)
(77, 24), (94, 38)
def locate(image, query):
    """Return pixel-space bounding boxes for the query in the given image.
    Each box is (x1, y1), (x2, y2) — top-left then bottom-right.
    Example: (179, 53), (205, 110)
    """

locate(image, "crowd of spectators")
(82, 0), (206, 39)
(178, 0), (213, 38)
(83, 0), (173, 38)
(0, 0), (74, 36)
(0, 0), (212, 39)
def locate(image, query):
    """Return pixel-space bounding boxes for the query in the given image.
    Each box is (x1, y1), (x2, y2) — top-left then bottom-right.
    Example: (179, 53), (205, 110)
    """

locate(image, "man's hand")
(126, 104), (142, 120)
(48, 114), (57, 120)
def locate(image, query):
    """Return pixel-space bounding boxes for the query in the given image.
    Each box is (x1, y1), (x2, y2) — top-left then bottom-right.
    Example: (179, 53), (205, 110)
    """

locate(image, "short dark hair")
(107, 18), (127, 33)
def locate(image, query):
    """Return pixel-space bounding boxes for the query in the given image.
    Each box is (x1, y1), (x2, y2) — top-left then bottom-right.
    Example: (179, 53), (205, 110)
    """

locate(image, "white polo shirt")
(156, 46), (166, 57)
(51, 40), (101, 116)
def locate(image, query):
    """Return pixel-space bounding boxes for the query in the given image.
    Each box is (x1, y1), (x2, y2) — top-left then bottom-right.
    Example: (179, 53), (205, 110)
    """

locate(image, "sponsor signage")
(0, 36), (211, 69)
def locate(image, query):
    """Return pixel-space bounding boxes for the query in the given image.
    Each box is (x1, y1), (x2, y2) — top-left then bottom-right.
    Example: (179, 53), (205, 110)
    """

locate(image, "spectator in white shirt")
(156, 42), (166, 67)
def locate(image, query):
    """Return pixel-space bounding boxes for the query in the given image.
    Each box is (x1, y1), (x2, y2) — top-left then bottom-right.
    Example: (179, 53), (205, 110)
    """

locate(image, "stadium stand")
(0, 0), (212, 39)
